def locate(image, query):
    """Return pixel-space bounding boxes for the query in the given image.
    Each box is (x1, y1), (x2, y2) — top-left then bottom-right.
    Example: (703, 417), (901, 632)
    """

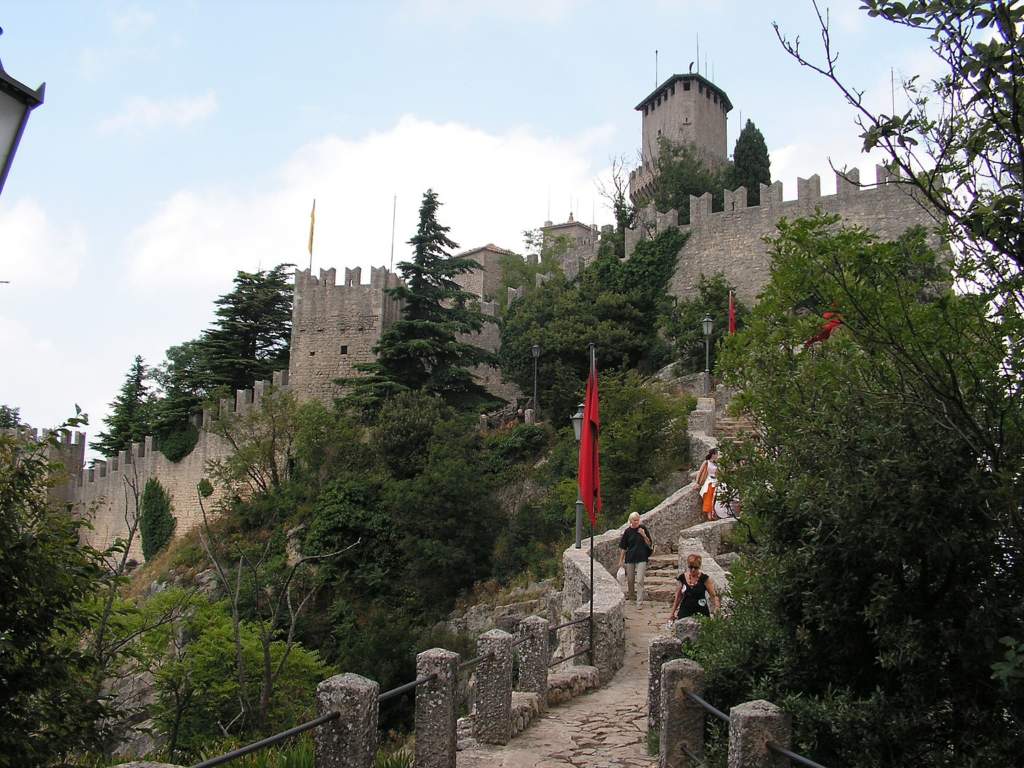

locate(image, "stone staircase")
(713, 413), (756, 442)
(643, 553), (680, 603)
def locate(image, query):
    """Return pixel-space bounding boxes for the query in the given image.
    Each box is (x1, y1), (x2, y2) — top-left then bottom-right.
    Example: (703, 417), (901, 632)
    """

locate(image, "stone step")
(646, 554), (678, 571)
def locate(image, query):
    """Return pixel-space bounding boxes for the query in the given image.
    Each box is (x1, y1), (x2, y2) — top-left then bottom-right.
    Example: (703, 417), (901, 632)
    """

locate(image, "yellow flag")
(308, 199), (316, 257)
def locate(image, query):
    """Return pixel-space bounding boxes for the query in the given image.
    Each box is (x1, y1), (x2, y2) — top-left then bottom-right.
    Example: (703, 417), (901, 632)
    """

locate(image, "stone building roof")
(634, 73), (733, 113)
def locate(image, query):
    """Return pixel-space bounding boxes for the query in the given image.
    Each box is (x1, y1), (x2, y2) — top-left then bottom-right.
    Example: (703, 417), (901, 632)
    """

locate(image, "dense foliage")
(343, 190), (495, 412)
(693, 215), (1023, 766)
(0, 423), (107, 767)
(662, 273), (748, 374)
(651, 137), (728, 223)
(140, 478), (175, 561)
(499, 228), (685, 420)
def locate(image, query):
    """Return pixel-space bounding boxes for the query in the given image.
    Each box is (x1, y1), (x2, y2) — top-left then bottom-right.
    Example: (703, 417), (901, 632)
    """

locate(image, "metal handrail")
(458, 651), (494, 672)
(768, 741), (828, 768)
(190, 710), (339, 768)
(685, 691), (729, 723)
(549, 616), (589, 633)
(547, 645), (591, 668)
(378, 672), (437, 702)
(680, 743), (706, 765)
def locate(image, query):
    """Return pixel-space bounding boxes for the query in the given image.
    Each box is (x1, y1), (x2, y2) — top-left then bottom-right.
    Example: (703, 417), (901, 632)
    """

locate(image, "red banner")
(578, 360), (602, 527)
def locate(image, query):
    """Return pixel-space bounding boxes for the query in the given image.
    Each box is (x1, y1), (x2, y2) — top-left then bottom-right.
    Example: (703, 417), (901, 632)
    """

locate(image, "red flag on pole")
(728, 290), (736, 335)
(578, 352), (602, 527)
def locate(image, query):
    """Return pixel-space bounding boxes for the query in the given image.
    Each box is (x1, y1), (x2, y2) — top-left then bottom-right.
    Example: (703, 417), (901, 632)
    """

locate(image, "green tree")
(0, 420), (108, 766)
(198, 263), (294, 394)
(663, 273), (749, 374)
(344, 189), (495, 411)
(728, 119), (771, 205)
(702, 215), (1024, 765)
(499, 228), (684, 420)
(0, 404), (20, 428)
(652, 137), (730, 223)
(140, 478), (176, 560)
(92, 355), (153, 457)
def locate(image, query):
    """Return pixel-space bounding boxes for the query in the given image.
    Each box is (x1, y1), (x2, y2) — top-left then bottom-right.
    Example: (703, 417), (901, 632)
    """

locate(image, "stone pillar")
(414, 648), (459, 768)
(659, 659), (705, 768)
(672, 617), (701, 644)
(515, 616), (549, 710)
(473, 629), (513, 745)
(648, 635), (684, 730)
(315, 673), (378, 768)
(728, 700), (791, 768)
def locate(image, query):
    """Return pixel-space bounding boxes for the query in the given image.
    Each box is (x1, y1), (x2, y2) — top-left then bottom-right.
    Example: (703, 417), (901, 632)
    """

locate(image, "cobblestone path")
(458, 601), (669, 768)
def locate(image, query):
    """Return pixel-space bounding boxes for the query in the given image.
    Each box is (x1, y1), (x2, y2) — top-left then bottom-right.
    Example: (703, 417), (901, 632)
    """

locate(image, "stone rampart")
(2, 425), (86, 507)
(626, 166), (939, 305)
(75, 374), (288, 562)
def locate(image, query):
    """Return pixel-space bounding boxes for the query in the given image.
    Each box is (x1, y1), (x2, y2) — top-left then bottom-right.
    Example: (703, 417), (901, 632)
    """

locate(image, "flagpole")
(588, 342), (596, 668)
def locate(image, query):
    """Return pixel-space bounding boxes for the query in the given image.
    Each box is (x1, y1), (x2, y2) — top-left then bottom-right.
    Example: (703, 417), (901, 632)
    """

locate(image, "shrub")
(159, 424), (199, 462)
(140, 478), (176, 560)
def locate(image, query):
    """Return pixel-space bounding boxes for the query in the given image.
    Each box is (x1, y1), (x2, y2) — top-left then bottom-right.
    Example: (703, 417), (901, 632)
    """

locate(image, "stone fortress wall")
(627, 165), (938, 306)
(3, 426), (86, 508)
(74, 373), (289, 562)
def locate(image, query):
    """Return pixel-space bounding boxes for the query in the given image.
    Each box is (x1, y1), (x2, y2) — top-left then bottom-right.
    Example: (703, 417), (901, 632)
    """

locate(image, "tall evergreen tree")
(92, 355), (152, 457)
(198, 263), (294, 393)
(0, 405), (21, 429)
(729, 119), (771, 205)
(343, 189), (494, 411)
(652, 137), (730, 222)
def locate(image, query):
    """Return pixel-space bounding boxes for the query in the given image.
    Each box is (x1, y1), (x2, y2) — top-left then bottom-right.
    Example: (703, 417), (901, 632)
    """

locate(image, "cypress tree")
(139, 478), (175, 560)
(730, 119), (771, 206)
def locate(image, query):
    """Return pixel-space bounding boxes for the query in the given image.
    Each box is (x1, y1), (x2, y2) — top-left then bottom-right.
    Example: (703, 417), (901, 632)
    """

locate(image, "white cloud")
(98, 91), (218, 134)
(0, 200), (86, 287)
(112, 7), (157, 36)
(126, 115), (616, 290)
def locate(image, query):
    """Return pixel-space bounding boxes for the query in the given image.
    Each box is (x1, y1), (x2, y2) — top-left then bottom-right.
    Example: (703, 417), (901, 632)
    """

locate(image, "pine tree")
(139, 478), (175, 560)
(198, 263), (294, 393)
(91, 355), (153, 457)
(344, 189), (494, 411)
(729, 119), (771, 206)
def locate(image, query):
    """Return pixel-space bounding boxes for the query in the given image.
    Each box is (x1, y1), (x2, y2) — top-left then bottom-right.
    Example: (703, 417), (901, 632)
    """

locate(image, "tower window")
(309, 351), (315, 356)
(683, 81), (690, 91)
(340, 345), (348, 355)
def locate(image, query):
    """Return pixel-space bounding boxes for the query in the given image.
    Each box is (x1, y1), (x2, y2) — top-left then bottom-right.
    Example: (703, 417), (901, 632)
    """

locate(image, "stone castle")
(35, 72), (934, 560)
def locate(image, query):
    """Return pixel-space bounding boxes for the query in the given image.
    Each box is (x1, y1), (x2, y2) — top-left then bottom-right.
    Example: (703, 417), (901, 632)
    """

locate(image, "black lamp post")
(531, 343), (541, 420)
(702, 314), (713, 394)
(0, 29), (45, 196)
(571, 402), (585, 548)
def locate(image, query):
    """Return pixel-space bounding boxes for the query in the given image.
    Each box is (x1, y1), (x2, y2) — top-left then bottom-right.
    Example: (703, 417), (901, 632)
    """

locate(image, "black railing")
(768, 741), (828, 768)
(191, 710), (339, 768)
(458, 651), (494, 672)
(685, 690), (729, 723)
(547, 645), (591, 668)
(377, 672), (437, 703)
(680, 743), (705, 765)
(549, 616), (589, 633)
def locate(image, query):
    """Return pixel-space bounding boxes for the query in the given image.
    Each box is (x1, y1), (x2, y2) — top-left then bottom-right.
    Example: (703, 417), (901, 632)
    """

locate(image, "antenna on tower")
(655, 49), (658, 88)
(547, 185), (551, 220)
(696, 34), (700, 76)
(389, 194), (397, 271)
(890, 67), (896, 115)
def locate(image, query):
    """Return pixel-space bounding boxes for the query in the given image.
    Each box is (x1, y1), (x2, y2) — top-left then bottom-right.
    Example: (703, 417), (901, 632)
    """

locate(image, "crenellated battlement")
(625, 164), (935, 306)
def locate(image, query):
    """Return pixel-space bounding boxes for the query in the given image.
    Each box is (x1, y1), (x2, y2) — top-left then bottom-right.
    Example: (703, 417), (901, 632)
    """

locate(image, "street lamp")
(531, 343), (541, 421)
(0, 29), (45, 196)
(571, 402), (585, 548)
(702, 314), (713, 395)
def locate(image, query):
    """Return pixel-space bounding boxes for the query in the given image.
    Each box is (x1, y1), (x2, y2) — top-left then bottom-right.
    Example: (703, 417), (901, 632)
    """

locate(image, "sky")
(0, 0), (940, 452)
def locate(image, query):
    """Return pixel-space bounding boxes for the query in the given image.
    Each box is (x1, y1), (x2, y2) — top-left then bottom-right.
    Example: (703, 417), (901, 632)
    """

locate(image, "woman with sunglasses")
(669, 553), (720, 620)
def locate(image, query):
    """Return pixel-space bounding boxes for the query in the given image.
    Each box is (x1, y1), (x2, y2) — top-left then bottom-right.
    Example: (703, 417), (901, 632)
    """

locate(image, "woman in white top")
(695, 448), (718, 521)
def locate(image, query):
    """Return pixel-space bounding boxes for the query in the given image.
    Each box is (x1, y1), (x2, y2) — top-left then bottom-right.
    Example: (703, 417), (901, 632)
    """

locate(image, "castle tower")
(630, 73), (733, 204)
(540, 213), (600, 280)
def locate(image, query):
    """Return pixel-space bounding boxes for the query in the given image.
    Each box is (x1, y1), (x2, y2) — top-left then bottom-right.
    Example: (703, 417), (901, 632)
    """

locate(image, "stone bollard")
(315, 673), (379, 768)
(414, 648), (459, 768)
(648, 635), (684, 730)
(728, 700), (791, 768)
(473, 629), (514, 745)
(659, 659), (705, 768)
(672, 617), (701, 644)
(515, 616), (549, 710)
